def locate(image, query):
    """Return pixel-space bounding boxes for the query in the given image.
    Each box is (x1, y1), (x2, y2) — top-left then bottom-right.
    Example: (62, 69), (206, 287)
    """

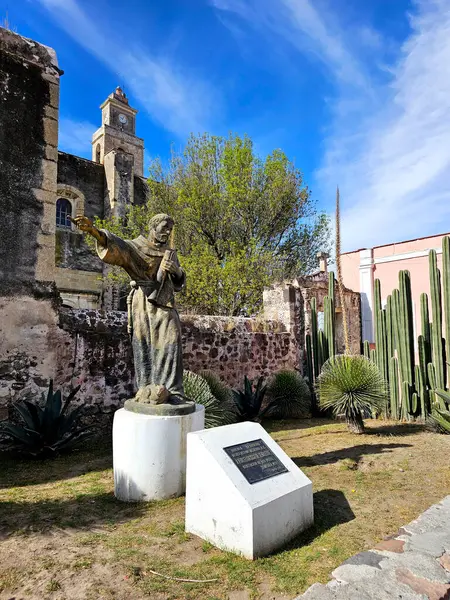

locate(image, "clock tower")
(91, 87), (144, 177)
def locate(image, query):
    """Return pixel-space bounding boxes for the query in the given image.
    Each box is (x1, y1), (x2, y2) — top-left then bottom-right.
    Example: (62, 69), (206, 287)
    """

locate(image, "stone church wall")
(0, 28), (68, 419)
(0, 28), (60, 293)
(56, 152), (105, 272)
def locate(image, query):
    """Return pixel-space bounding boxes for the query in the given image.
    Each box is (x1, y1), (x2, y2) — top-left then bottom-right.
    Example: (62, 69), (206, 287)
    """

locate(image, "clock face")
(118, 113), (128, 125)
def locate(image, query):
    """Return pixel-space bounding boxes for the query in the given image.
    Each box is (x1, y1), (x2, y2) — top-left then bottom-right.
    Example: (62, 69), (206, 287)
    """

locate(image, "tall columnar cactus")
(306, 334), (314, 385)
(418, 335), (429, 415)
(386, 295), (394, 368)
(374, 279), (389, 385)
(326, 272), (336, 358)
(389, 357), (400, 420)
(399, 270), (415, 387)
(429, 250), (445, 390)
(442, 237), (450, 386)
(374, 279), (382, 346)
(363, 340), (370, 359)
(391, 286), (411, 414)
(415, 364), (426, 418)
(310, 297), (319, 381)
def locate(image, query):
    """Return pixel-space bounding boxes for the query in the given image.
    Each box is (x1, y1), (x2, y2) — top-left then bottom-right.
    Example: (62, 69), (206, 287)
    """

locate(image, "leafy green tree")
(94, 133), (330, 315)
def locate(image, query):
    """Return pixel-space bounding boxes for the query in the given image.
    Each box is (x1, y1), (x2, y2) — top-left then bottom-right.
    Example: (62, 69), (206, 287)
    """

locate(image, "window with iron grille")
(56, 198), (72, 229)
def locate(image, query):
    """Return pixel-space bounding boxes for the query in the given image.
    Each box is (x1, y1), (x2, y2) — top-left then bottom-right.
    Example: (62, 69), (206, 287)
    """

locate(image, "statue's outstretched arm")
(69, 215), (107, 246)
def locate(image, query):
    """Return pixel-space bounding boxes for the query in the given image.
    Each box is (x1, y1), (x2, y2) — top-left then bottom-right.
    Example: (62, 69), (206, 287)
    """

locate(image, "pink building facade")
(341, 232), (450, 345)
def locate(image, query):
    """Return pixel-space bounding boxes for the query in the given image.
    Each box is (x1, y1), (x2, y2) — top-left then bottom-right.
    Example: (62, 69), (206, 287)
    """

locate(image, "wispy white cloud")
(317, 0), (450, 251)
(213, 0), (450, 252)
(37, 0), (217, 137)
(58, 118), (96, 157)
(211, 0), (368, 87)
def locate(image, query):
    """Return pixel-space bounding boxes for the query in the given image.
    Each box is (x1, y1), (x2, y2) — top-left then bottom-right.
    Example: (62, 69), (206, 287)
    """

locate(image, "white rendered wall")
(113, 405), (205, 501)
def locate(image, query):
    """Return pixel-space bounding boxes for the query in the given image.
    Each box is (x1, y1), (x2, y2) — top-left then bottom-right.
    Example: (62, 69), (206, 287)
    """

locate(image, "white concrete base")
(185, 422), (313, 559)
(113, 404), (205, 501)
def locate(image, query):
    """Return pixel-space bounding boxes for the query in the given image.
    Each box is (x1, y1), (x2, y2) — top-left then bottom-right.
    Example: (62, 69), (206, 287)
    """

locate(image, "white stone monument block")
(185, 421), (313, 559)
(113, 405), (205, 502)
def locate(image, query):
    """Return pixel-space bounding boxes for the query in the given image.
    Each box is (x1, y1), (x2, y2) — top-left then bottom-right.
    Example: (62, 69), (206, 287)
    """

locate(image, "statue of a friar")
(71, 213), (187, 407)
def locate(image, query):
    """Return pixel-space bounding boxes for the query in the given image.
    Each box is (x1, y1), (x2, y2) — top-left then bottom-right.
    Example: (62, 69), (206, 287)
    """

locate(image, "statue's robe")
(96, 231), (186, 399)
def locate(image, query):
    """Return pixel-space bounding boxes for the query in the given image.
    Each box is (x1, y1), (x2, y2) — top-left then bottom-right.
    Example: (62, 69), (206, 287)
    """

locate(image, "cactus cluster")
(368, 236), (450, 421)
(306, 236), (450, 425)
(305, 272), (337, 407)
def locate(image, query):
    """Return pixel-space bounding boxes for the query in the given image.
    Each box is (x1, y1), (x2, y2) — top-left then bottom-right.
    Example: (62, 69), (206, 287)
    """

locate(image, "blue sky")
(3, 0), (450, 251)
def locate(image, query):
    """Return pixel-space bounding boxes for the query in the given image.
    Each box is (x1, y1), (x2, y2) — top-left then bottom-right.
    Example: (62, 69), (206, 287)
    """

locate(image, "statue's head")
(148, 213), (174, 247)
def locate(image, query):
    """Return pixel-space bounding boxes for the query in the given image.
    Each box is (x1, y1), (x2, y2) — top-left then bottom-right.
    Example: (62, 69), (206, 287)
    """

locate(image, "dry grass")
(1, 419), (449, 599)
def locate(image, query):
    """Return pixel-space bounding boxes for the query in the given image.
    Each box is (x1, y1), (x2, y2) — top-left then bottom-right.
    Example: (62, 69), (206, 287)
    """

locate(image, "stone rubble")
(295, 495), (450, 600)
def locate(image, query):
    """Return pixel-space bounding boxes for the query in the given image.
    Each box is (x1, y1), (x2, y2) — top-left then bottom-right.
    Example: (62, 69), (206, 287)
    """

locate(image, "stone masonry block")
(44, 105), (58, 121)
(43, 117), (58, 148)
(47, 81), (59, 109)
(44, 144), (58, 163)
(41, 158), (58, 193)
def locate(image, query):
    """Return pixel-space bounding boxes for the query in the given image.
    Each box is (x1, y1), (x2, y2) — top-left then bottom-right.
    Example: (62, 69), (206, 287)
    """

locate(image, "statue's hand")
(161, 257), (182, 278)
(69, 215), (94, 232)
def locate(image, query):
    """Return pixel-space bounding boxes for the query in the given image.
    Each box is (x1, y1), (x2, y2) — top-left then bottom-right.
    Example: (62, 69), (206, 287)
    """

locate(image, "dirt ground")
(1, 419), (449, 600)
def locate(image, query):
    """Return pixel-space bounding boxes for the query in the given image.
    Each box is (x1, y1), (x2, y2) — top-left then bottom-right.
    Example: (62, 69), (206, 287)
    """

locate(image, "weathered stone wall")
(38, 308), (300, 416)
(134, 175), (148, 206)
(0, 28), (61, 293)
(0, 28), (66, 419)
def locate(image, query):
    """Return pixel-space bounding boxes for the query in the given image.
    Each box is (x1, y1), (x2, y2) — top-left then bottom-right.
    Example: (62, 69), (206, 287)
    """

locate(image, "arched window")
(96, 144), (101, 163)
(56, 198), (72, 229)
(116, 147), (125, 153)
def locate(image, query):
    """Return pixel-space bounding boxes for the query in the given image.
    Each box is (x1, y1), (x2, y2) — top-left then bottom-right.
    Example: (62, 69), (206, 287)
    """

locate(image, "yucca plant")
(265, 370), (311, 418)
(317, 355), (387, 433)
(199, 370), (237, 423)
(183, 371), (236, 428)
(0, 380), (93, 456)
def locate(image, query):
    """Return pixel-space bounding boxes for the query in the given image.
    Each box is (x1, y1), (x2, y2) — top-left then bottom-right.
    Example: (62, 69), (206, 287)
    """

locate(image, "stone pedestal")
(185, 422), (313, 559)
(113, 404), (205, 501)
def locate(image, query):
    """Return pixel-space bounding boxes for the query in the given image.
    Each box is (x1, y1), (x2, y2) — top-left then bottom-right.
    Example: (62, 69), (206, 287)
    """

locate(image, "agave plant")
(0, 380), (93, 456)
(265, 370), (311, 419)
(232, 376), (268, 422)
(317, 355), (387, 433)
(183, 371), (236, 428)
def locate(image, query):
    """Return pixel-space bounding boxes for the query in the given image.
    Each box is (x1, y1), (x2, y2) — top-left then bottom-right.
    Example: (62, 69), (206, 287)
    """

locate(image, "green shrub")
(0, 380), (93, 456)
(317, 355), (387, 433)
(183, 371), (236, 428)
(265, 370), (311, 418)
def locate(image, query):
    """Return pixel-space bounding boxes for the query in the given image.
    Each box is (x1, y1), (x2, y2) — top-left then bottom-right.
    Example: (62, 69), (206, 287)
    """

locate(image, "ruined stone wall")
(296, 274), (361, 354)
(0, 304), (301, 419)
(40, 309), (300, 416)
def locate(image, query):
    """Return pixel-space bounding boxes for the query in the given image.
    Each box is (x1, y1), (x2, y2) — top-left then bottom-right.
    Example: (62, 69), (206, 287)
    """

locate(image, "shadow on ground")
(0, 440), (112, 489)
(365, 423), (427, 437)
(266, 418), (337, 434)
(282, 489), (355, 552)
(293, 442), (412, 468)
(0, 490), (151, 538)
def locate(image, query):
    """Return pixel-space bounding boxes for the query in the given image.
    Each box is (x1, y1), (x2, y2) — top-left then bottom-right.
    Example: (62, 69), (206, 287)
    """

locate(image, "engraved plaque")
(223, 438), (288, 484)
